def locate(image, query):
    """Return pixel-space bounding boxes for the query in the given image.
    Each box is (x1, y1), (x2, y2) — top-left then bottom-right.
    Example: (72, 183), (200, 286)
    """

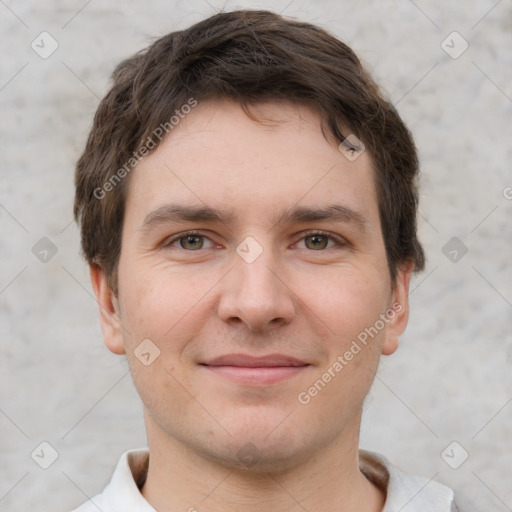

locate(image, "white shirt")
(70, 448), (459, 511)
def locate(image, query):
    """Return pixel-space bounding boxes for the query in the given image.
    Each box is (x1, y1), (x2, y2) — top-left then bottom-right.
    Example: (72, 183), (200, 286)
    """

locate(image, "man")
(72, 9), (459, 511)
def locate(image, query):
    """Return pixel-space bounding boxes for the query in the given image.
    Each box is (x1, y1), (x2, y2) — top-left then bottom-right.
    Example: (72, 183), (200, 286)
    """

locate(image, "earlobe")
(381, 261), (414, 356)
(89, 264), (126, 355)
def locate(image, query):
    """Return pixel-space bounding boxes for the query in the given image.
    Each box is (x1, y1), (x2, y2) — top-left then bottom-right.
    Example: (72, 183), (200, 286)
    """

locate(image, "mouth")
(199, 353), (311, 385)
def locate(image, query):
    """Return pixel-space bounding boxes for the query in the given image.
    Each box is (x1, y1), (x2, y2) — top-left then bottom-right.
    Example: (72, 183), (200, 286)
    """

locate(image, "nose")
(217, 242), (296, 333)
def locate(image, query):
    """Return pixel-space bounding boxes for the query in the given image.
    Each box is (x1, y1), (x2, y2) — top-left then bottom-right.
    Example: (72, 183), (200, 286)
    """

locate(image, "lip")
(200, 353), (310, 385)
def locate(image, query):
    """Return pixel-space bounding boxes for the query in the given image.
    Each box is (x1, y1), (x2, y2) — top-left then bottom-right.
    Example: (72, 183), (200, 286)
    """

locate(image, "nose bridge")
(217, 235), (295, 331)
(236, 242), (277, 294)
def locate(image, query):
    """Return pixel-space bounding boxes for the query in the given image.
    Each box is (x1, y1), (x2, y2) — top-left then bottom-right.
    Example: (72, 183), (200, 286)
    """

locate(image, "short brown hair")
(74, 9), (425, 295)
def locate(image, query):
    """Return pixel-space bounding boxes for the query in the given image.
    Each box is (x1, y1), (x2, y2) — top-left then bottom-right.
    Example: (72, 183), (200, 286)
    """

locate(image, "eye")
(161, 230), (347, 252)
(296, 230), (345, 251)
(163, 231), (215, 251)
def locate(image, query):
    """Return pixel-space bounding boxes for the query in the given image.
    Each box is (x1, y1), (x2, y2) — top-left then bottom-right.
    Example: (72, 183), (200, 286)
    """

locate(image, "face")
(92, 99), (412, 472)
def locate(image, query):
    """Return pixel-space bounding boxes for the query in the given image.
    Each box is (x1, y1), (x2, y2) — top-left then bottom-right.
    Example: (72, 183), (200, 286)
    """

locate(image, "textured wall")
(1, 1), (511, 511)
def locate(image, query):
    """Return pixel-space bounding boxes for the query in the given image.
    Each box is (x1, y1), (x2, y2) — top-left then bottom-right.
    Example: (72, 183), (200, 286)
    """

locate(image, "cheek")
(118, 266), (201, 417)
(302, 265), (390, 403)
(119, 259), (173, 328)
(117, 259), (215, 359)
(304, 266), (389, 346)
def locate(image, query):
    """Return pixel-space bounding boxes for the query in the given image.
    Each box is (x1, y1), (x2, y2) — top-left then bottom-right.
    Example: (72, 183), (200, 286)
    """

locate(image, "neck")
(140, 414), (385, 512)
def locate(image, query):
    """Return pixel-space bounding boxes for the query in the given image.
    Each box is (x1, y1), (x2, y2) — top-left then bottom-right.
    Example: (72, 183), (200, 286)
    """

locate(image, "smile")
(200, 353), (311, 385)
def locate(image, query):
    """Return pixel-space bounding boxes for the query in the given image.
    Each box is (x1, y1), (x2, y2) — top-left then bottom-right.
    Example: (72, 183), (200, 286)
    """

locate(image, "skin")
(91, 99), (413, 512)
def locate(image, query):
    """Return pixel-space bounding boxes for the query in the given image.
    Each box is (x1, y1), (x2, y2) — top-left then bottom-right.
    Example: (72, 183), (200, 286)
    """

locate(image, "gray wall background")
(1, 1), (511, 511)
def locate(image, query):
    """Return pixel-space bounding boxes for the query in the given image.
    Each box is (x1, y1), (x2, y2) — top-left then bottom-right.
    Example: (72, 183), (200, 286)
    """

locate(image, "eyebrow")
(139, 202), (367, 233)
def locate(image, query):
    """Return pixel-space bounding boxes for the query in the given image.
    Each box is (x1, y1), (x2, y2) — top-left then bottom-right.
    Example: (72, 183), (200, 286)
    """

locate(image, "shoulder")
(359, 449), (460, 512)
(69, 497), (105, 512)
(68, 448), (152, 512)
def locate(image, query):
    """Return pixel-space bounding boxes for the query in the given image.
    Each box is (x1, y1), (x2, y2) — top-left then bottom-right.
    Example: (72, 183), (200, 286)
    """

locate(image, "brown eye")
(304, 234), (329, 250)
(295, 230), (346, 251)
(179, 235), (204, 250)
(163, 231), (215, 251)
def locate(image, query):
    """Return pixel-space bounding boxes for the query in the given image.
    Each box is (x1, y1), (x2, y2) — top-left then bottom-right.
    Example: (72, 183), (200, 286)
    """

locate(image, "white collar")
(72, 448), (457, 511)
(359, 450), (457, 511)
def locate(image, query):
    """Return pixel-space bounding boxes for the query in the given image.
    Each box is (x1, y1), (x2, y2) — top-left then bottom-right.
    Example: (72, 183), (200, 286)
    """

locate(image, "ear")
(89, 264), (126, 355)
(381, 261), (414, 356)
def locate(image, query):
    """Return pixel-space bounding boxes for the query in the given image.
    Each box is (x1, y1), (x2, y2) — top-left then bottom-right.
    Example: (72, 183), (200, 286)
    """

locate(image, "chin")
(200, 425), (321, 474)
(210, 443), (313, 474)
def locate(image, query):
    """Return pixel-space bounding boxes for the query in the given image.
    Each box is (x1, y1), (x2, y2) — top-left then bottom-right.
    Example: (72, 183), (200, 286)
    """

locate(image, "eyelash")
(162, 229), (347, 251)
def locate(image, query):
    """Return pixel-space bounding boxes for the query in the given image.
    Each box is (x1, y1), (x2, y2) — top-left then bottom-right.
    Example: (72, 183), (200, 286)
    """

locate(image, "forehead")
(125, 99), (379, 230)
